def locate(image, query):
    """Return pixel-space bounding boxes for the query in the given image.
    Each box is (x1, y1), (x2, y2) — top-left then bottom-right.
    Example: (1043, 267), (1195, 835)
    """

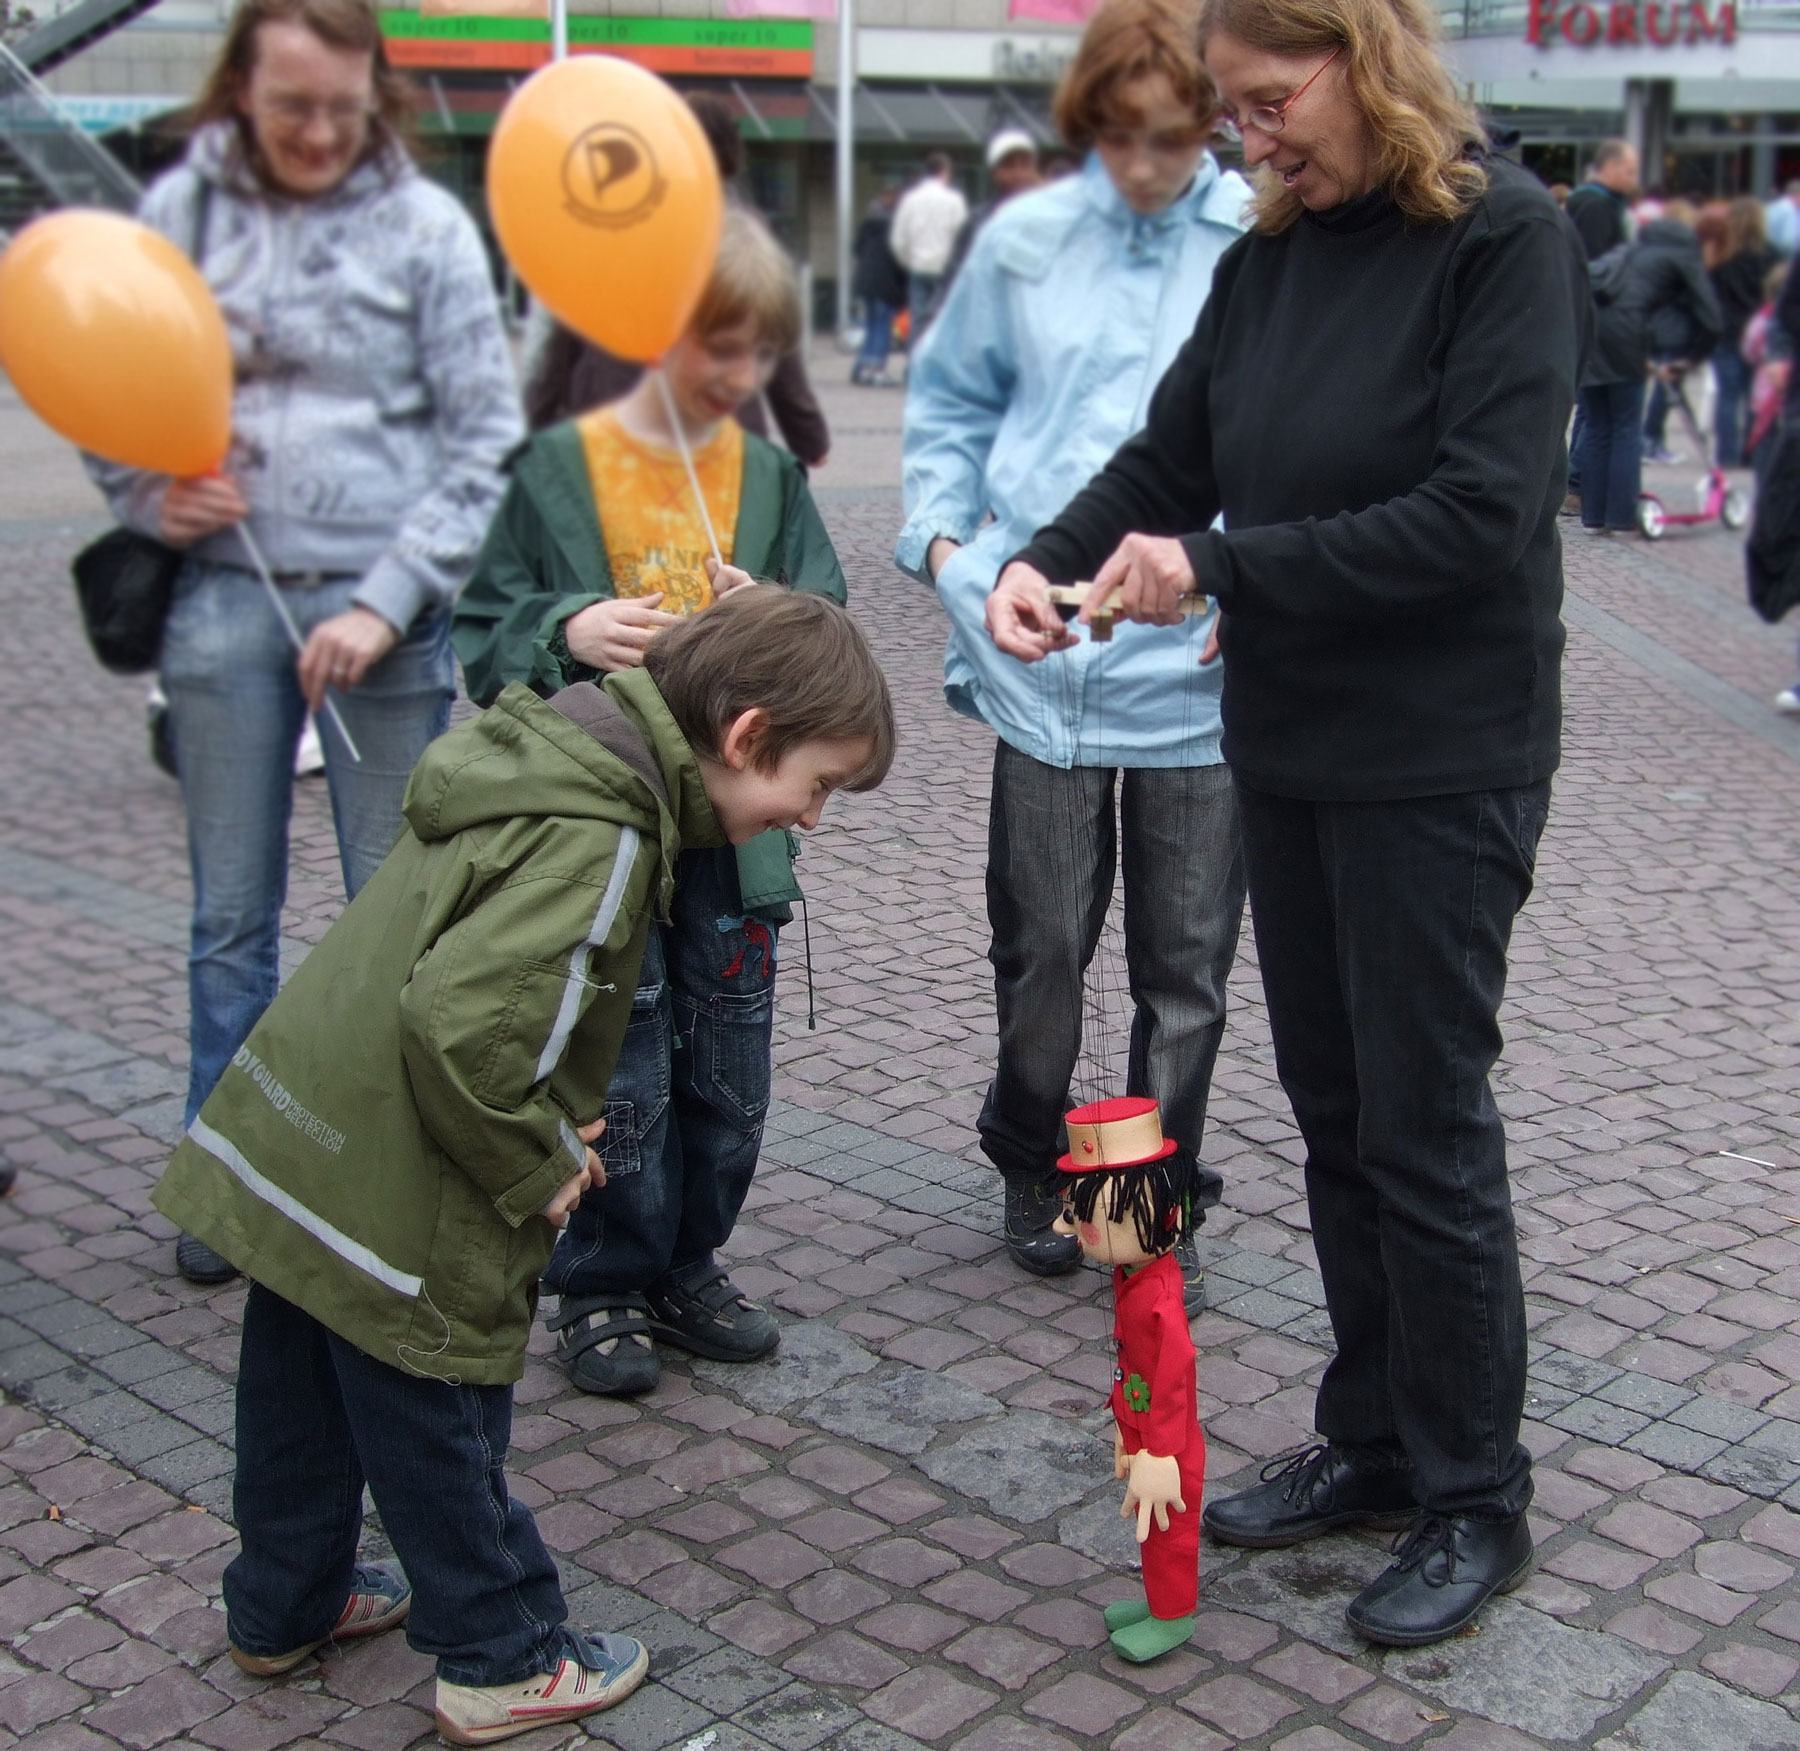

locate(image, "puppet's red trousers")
(1136, 1433), (1207, 1619)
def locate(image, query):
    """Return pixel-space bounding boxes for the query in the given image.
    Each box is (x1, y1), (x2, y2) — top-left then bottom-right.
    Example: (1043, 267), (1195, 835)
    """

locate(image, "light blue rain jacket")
(898, 153), (1250, 770)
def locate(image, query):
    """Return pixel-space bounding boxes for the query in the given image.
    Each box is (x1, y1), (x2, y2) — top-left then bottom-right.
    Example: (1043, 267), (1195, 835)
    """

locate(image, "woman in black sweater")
(996, 0), (1589, 1650)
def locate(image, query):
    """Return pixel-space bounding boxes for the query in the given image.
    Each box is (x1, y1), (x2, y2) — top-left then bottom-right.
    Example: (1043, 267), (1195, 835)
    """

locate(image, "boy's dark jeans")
(225, 1283), (567, 1686)
(1236, 778), (1552, 1521)
(545, 846), (774, 1300)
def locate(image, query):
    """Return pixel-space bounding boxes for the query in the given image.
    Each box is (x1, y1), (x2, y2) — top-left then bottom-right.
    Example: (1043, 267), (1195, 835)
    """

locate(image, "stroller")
(1636, 363), (1751, 540)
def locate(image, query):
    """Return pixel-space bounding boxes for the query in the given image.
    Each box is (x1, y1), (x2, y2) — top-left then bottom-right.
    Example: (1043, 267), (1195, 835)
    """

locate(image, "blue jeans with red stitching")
(543, 846), (776, 1299)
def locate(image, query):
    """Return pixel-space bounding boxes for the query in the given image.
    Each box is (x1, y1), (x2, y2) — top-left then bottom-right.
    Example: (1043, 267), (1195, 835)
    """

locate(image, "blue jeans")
(907, 272), (941, 338)
(857, 299), (897, 373)
(160, 560), (454, 1125)
(1714, 345), (1752, 466)
(544, 846), (775, 1299)
(1575, 380), (1647, 531)
(226, 1283), (567, 1686)
(1237, 778), (1551, 1519)
(979, 741), (1245, 1205)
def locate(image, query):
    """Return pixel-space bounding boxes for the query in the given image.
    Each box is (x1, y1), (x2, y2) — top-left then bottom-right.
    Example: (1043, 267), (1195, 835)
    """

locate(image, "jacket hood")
(1638, 218), (1699, 252)
(184, 119), (413, 206)
(984, 152), (1250, 283)
(403, 670), (721, 861)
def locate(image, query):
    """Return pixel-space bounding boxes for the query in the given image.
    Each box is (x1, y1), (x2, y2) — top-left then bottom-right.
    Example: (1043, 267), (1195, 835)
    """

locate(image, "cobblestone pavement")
(1, 354), (1800, 1751)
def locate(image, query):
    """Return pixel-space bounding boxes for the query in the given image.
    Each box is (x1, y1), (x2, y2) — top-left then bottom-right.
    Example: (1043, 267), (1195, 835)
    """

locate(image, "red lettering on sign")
(1526, 0), (1737, 43)
(1562, 1), (1603, 42)
(1688, 1), (1736, 41)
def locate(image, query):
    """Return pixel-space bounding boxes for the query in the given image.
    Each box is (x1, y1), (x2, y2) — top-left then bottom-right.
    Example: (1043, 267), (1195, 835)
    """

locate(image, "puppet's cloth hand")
(1122, 1451), (1186, 1542)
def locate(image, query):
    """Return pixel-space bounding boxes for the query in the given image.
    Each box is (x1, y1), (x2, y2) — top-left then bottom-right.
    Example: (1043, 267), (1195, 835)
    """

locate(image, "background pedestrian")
(890, 151), (968, 337)
(851, 186), (908, 386)
(932, 127), (1043, 312)
(1579, 207), (1720, 531)
(1564, 139), (1638, 261)
(1709, 197), (1779, 468)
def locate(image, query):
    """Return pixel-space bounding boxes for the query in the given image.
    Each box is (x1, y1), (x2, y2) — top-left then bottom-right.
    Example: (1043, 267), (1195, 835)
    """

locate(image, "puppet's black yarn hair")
(1060, 1148), (1207, 1258)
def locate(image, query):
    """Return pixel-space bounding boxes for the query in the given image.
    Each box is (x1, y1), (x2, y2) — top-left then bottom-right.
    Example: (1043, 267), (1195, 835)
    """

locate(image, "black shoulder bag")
(69, 184), (215, 675)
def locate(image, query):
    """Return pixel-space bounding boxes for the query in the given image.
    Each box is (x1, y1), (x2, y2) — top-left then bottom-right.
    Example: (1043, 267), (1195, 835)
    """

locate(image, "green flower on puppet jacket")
(1123, 1373), (1151, 1413)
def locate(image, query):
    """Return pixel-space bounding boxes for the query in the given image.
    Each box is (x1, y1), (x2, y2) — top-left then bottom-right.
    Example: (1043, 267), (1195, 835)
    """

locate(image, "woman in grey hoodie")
(94, 0), (523, 1283)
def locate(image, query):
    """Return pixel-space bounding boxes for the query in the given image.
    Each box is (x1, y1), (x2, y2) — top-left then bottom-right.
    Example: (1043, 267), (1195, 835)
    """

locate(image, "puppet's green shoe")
(1102, 1597), (1151, 1633)
(1109, 1612), (1195, 1663)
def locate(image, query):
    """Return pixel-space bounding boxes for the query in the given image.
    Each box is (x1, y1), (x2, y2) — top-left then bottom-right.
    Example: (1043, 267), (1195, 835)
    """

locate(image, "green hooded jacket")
(152, 670), (723, 1384)
(451, 421), (845, 919)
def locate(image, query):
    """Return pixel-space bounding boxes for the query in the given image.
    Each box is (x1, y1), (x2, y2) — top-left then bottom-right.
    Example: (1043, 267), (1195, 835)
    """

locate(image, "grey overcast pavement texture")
(0, 351), (1799, 1751)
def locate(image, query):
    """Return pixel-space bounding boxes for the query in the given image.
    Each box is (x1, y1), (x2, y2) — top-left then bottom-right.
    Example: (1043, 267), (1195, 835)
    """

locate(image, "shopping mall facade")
(26, 0), (1800, 308)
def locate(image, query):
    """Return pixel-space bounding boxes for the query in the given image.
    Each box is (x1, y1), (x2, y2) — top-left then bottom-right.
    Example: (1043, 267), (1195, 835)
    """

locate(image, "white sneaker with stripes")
(434, 1631), (650, 1746)
(229, 1560), (412, 1676)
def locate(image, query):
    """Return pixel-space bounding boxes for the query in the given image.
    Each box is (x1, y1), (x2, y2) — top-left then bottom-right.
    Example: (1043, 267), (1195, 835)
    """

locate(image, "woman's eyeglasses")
(1216, 46), (1343, 143)
(256, 94), (376, 134)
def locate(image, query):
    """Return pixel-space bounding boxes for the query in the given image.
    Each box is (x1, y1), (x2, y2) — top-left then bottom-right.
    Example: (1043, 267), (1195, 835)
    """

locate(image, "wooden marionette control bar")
(1045, 585), (1213, 643)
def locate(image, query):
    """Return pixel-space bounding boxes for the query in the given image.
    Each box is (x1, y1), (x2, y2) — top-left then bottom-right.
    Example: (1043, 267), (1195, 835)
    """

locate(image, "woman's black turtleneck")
(1013, 156), (1591, 803)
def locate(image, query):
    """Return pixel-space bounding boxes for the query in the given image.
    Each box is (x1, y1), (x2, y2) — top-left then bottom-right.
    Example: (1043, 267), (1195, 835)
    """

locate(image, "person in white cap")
(932, 129), (1044, 314)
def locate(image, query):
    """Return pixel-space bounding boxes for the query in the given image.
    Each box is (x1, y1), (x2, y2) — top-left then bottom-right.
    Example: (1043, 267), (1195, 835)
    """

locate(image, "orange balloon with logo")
(0, 210), (232, 475)
(488, 56), (723, 363)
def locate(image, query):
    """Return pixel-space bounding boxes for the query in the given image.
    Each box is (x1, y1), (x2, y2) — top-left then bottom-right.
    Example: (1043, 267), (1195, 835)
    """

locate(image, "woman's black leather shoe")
(1346, 1512), (1533, 1647)
(1202, 1443), (1419, 1548)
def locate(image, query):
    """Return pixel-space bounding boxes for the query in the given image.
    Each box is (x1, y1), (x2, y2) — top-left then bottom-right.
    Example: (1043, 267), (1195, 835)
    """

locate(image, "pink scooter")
(1636, 369), (1750, 540)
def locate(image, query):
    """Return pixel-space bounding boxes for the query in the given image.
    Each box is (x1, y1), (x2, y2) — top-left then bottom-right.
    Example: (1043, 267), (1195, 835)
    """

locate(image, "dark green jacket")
(452, 422), (845, 918)
(153, 671), (722, 1383)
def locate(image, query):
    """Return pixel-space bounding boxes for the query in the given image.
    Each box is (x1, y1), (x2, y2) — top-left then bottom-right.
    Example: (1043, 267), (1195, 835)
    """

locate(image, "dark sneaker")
(1002, 1175), (1080, 1277)
(177, 1233), (239, 1285)
(1173, 1231), (1204, 1316)
(230, 1560), (411, 1675)
(547, 1294), (660, 1396)
(1346, 1512), (1533, 1647)
(646, 1268), (779, 1362)
(1203, 1442), (1418, 1549)
(435, 1628), (649, 1745)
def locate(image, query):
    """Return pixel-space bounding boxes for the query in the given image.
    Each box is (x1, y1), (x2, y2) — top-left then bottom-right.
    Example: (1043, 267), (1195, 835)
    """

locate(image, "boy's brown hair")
(692, 208), (803, 356)
(645, 589), (895, 791)
(1052, 0), (1217, 150)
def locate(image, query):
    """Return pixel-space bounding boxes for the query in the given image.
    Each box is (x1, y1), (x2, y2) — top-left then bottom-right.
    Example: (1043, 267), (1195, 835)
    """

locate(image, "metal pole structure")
(551, 0), (567, 62)
(835, 0), (855, 338)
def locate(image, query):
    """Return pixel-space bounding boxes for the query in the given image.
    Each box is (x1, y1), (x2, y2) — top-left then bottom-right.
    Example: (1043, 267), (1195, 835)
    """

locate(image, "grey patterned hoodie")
(96, 124), (523, 633)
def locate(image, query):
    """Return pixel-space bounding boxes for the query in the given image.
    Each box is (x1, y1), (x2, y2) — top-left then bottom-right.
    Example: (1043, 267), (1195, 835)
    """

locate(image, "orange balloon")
(488, 57), (723, 363)
(0, 210), (231, 476)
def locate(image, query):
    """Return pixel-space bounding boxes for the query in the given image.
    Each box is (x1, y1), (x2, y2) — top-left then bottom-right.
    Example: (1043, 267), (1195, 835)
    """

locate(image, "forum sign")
(1525, 0), (1736, 45)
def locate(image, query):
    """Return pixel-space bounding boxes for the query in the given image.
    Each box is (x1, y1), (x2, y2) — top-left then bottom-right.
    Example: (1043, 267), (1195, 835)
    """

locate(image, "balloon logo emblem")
(563, 123), (665, 229)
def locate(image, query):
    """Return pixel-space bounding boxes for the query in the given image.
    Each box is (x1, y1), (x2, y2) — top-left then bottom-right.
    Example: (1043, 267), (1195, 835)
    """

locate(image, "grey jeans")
(979, 739), (1245, 1205)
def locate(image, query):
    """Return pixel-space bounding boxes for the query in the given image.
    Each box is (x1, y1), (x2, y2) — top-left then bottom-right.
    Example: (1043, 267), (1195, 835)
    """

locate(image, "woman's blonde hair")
(1197, 0), (1485, 233)
(691, 208), (802, 356)
(1052, 0), (1218, 151)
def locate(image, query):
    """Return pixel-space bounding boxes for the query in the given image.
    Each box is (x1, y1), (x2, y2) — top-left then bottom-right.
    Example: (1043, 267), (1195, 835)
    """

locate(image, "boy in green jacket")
(154, 589), (894, 1746)
(454, 209), (848, 1398)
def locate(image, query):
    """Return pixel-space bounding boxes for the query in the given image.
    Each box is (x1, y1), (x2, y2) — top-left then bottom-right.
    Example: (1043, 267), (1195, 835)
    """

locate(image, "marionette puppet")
(1050, 1096), (1207, 1663)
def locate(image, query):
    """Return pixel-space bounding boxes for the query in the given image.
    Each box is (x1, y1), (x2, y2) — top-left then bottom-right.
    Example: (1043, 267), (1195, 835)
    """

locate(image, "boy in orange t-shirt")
(454, 209), (848, 1397)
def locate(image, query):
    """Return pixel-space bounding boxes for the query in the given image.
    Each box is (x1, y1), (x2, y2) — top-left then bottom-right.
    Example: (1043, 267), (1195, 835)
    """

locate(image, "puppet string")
(234, 523), (364, 765)
(653, 366), (725, 571)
